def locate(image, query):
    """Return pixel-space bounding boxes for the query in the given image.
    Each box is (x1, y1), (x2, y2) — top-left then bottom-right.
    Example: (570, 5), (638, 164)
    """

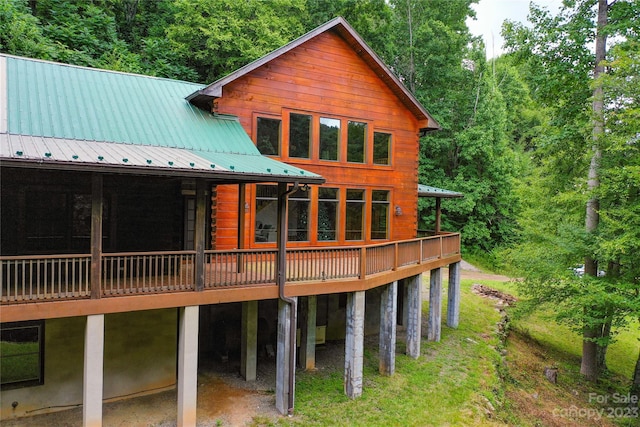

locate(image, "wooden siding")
(214, 30), (420, 250)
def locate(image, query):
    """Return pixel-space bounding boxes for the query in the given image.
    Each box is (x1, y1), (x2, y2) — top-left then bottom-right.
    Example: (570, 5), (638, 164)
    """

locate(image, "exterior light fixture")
(395, 206), (402, 216)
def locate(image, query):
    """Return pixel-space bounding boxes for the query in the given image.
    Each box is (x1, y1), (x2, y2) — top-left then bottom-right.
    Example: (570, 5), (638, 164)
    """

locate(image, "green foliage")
(501, 0), (640, 380)
(0, 0), (58, 58)
(167, 0), (306, 83)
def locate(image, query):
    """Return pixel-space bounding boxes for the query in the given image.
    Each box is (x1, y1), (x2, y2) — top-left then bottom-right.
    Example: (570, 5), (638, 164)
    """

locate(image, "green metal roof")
(418, 184), (463, 198)
(0, 55), (323, 183)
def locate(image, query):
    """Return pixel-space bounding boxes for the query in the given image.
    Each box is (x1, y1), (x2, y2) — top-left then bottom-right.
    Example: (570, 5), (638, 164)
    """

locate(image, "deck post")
(379, 281), (397, 376)
(241, 300), (258, 381)
(405, 273), (422, 358)
(298, 295), (317, 370)
(276, 297), (297, 414)
(427, 268), (442, 342)
(177, 306), (199, 427)
(447, 261), (461, 328)
(83, 314), (104, 427)
(345, 290), (365, 398)
(90, 174), (103, 299)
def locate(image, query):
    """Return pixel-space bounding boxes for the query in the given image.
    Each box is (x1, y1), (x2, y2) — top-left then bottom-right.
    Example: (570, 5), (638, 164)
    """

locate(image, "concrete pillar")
(276, 298), (297, 415)
(427, 268), (442, 342)
(379, 281), (398, 376)
(83, 314), (104, 427)
(241, 301), (258, 381)
(447, 262), (461, 328)
(177, 306), (199, 427)
(405, 274), (422, 358)
(298, 296), (317, 370)
(344, 291), (365, 399)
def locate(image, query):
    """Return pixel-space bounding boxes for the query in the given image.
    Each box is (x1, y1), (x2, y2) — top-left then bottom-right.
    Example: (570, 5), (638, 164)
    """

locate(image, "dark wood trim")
(195, 179), (207, 291)
(90, 173), (103, 299)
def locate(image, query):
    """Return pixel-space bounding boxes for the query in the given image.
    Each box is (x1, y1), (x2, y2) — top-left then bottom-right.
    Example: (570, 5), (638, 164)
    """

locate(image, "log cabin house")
(0, 17), (462, 425)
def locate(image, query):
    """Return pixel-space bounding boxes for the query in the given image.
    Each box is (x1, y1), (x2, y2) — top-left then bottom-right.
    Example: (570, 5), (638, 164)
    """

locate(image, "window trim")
(254, 113), (282, 157)
(372, 131), (392, 166)
(0, 320), (45, 390)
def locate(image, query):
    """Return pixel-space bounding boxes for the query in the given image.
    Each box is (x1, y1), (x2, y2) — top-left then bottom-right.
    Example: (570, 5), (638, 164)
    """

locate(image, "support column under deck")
(405, 274), (422, 358)
(83, 314), (104, 427)
(241, 301), (258, 381)
(344, 290), (365, 399)
(427, 268), (442, 342)
(379, 281), (398, 376)
(177, 306), (199, 427)
(447, 262), (461, 328)
(298, 296), (317, 370)
(276, 298), (297, 415)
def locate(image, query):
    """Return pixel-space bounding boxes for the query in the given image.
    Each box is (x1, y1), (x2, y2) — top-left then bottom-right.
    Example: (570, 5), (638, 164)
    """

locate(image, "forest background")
(1, 0), (638, 391)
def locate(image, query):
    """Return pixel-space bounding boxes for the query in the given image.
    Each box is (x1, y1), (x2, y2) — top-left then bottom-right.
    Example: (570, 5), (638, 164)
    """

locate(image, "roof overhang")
(0, 133), (325, 185)
(418, 184), (463, 198)
(186, 17), (440, 133)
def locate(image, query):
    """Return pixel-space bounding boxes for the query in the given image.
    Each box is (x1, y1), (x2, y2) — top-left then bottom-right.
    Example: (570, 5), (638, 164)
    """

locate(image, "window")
(256, 117), (281, 156)
(1, 321), (44, 390)
(347, 121), (366, 163)
(319, 117), (340, 161)
(371, 190), (390, 240)
(289, 113), (312, 158)
(288, 188), (310, 242)
(318, 188), (339, 241)
(346, 189), (365, 240)
(255, 185), (278, 243)
(373, 132), (391, 165)
(25, 191), (110, 254)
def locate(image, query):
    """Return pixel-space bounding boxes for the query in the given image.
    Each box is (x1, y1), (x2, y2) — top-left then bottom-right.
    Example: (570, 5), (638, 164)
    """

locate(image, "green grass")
(248, 273), (638, 427)
(269, 278), (512, 426)
(474, 278), (638, 381)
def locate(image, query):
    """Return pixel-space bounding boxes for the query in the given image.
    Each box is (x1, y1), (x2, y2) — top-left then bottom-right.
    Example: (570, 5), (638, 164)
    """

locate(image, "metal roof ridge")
(0, 53), (205, 88)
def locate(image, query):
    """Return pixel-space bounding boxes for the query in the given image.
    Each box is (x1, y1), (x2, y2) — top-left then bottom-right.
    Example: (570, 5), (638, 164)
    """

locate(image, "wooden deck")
(0, 234), (460, 322)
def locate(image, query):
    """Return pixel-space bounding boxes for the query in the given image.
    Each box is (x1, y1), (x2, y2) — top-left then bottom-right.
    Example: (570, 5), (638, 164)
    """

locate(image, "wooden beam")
(195, 180), (207, 291)
(435, 197), (442, 234)
(90, 174), (103, 299)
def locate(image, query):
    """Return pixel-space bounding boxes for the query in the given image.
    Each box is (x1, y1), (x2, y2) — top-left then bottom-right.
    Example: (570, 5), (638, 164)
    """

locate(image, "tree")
(388, 0), (520, 251)
(503, 0), (640, 381)
(0, 0), (58, 58)
(167, 0), (307, 83)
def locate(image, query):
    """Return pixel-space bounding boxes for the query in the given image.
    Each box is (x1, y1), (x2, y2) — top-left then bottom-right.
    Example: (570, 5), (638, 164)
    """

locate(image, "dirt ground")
(2, 261), (510, 426)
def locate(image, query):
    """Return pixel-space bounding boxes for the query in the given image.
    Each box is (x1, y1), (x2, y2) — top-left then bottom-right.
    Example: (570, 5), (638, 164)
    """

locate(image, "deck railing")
(1, 234), (460, 304)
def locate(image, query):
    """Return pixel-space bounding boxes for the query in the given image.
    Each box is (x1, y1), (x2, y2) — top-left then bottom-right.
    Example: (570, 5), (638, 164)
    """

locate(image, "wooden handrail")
(1, 234), (460, 304)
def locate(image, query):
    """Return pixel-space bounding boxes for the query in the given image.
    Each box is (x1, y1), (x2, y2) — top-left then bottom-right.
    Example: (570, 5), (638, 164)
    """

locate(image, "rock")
(544, 366), (558, 384)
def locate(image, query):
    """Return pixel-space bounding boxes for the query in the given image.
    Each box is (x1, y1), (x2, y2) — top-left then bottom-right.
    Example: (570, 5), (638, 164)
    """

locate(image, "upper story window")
(256, 117), (281, 156)
(289, 113), (312, 159)
(347, 121), (367, 163)
(319, 117), (340, 161)
(371, 190), (390, 240)
(1, 321), (45, 390)
(373, 132), (391, 165)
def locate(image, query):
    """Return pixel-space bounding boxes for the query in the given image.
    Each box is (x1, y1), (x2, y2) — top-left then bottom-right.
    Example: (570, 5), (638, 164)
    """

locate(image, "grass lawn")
(267, 277), (513, 426)
(252, 274), (638, 427)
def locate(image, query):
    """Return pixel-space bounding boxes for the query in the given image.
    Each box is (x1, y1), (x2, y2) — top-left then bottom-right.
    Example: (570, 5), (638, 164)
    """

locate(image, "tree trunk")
(581, 0), (608, 381)
(631, 347), (640, 408)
